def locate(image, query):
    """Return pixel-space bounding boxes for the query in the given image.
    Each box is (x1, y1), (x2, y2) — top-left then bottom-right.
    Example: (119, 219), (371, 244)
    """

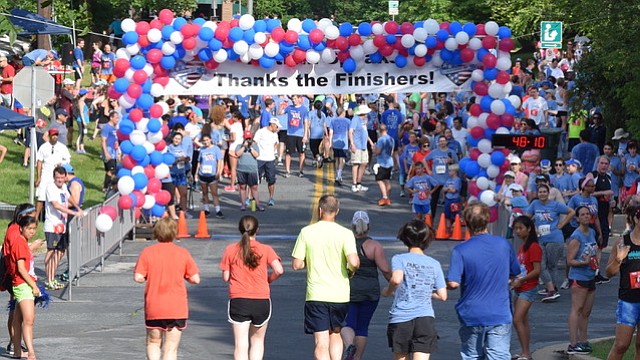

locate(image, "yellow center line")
(310, 161), (335, 223)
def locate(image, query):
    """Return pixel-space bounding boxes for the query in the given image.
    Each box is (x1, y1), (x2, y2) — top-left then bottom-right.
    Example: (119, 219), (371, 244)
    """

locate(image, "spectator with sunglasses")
(588, 112), (606, 154)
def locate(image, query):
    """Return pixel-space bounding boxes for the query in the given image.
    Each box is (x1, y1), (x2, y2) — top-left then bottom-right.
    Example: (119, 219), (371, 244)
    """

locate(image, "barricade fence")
(66, 194), (135, 300)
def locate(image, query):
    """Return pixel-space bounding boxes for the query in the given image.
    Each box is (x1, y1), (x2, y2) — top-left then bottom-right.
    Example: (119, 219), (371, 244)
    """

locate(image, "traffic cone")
(464, 227), (471, 240)
(194, 211), (211, 239)
(451, 214), (463, 241)
(435, 214), (449, 240)
(176, 211), (190, 238)
(424, 213), (433, 227)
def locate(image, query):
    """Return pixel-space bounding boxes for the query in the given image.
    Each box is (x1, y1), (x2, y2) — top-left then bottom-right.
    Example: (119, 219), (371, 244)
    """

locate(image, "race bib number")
(589, 256), (599, 270)
(102, 60), (111, 69)
(417, 191), (429, 200)
(536, 224), (551, 237)
(201, 165), (213, 174)
(630, 271), (640, 289)
(531, 109), (539, 117)
(289, 118), (300, 127)
(450, 202), (461, 213)
(436, 165), (446, 174)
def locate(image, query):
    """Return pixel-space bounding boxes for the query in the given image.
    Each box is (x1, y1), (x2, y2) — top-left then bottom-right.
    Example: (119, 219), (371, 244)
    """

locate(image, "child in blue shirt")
(443, 164), (462, 234)
(405, 162), (440, 222)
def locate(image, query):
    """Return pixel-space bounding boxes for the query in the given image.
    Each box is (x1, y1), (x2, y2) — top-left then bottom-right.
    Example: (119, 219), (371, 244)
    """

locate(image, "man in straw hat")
(611, 128), (630, 157)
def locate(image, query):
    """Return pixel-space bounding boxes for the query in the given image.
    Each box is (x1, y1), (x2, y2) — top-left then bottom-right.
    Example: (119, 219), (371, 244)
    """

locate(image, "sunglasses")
(422, 144), (430, 147)
(555, 163), (564, 166)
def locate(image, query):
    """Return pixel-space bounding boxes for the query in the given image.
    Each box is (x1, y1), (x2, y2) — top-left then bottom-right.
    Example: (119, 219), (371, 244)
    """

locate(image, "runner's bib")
(201, 165), (213, 174)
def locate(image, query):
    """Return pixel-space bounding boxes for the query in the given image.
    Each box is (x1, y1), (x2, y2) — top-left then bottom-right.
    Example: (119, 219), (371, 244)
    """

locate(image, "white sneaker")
(560, 278), (570, 290)
(351, 185), (359, 193)
(358, 185), (368, 192)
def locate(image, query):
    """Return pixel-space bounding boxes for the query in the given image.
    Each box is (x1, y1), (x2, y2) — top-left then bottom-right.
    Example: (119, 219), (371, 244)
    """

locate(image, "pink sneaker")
(224, 185), (236, 192)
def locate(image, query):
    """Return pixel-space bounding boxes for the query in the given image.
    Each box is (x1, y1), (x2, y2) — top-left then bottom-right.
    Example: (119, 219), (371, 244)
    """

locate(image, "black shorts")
(304, 301), (348, 334)
(570, 279), (596, 290)
(557, 110), (568, 117)
(66, 115), (75, 128)
(286, 136), (304, 154)
(161, 182), (175, 206)
(237, 171), (259, 186)
(258, 160), (276, 185)
(199, 174), (219, 184)
(375, 166), (392, 181)
(277, 130), (288, 143)
(145, 319), (187, 331)
(104, 159), (117, 172)
(45, 232), (68, 251)
(387, 316), (438, 354)
(309, 138), (323, 157)
(333, 149), (348, 159)
(228, 298), (272, 327)
(74, 67), (83, 81)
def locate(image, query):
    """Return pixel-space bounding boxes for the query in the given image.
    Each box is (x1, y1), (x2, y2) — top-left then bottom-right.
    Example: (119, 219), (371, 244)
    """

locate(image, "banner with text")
(163, 61), (474, 96)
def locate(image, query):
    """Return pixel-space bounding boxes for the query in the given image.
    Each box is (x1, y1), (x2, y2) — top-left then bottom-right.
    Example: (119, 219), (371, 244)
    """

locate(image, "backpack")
(0, 251), (11, 293)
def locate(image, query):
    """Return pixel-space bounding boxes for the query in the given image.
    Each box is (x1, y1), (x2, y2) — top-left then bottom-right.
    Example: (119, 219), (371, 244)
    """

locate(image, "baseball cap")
(508, 183), (524, 192)
(94, 79), (108, 86)
(268, 118), (282, 128)
(510, 156), (522, 164)
(566, 159), (582, 167)
(504, 171), (516, 178)
(62, 163), (75, 174)
(56, 108), (69, 116)
(50, 49), (58, 59)
(78, 89), (89, 96)
(540, 159), (552, 171)
(352, 210), (370, 225)
(355, 106), (371, 116)
(62, 78), (75, 85)
(48, 128), (59, 136)
(536, 174), (550, 183)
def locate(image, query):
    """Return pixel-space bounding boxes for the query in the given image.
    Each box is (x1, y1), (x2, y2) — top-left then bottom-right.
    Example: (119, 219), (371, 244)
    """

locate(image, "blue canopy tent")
(8, 8), (72, 35)
(0, 106), (34, 131)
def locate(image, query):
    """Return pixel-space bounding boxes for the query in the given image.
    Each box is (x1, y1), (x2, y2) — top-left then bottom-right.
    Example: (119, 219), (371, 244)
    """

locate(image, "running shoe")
(257, 206), (266, 212)
(343, 344), (357, 360)
(560, 278), (570, 290)
(595, 274), (610, 284)
(277, 160), (283, 166)
(215, 211), (225, 219)
(45, 281), (59, 291)
(268, 198), (275, 206)
(245, 198), (251, 207)
(537, 288), (549, 295)
(352, 185), (359, 193)
(240, 205), (246, 211)
(224, 185), (237, 192)
(400, 190), (407, 197)
(204, 205), (210, 216)
(540, 291), (560, 302)
(299, 171), (304, 178)
(577, 342), (592, 353)
(378, 198), (389, 206)
(567, 343), (590, 355)
(358, 185), (368, 192)
(284, 172), (290, 178)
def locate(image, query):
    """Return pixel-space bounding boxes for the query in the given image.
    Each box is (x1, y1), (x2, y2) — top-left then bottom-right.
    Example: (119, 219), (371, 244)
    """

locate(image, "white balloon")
(478, 153), (492, 168)
(143, 63), (153, 77)
(431, 52), (443, 66)
(414, 44), (427, 57)
(116, 48), (130, 59)
(325, 25), (339, 40)
(318, 18), (332, 31)
(239, 52), (251, 64)
(413, 28), (428, 42)
(96, 214), (114, 233)
(155, 163), (170, 179)
(170, 31), (184, 44)
(363, 40), (377, 54)
(248, 44), (264, 59)
(306, 50), (320, 64)
(161, 42), (176, 55)
(287, 18), (302, 33)
(124, 68), (135, 82)
(478, 113), (489, 128)
(130, 130), (147, 146)
(121, 18), (136, 33)
(476, 176), (490, 190)
(147, 130), (164, 144)
(143, 141), (155, 154)
(143, 195), (156, 210)
(455, 32), (470, 45)
(321, 48), (336, 63)
(445, 38), (458, 51)
(264, 42), (279, 57)
(125, 43), (140, 56)
(233, 40), (249, 55)
(496, 127), (510, 134)
(371, 23), (384, 35)
(213, 50), (228, 62)
(131, 165), (145, 175)
(424, 19), (439, 35)
(485, 21), (499, 36)
(349, 45), (364, 61)
(488, 180), (497, 190)
(118, 176), (135, 195)
(118, 95), (135, 109)
(254, 32), (267, 44)
(157, 101), (170, 115)
(203, 21), (217, 30)
(487, 165), (500, 178)
(468, 37), (483, 50)
(239, 14), (255, 30)
(478, 139), (493, 153)
(508, 95), (522, 108)
(401, 34), (416, 48)
(471, 69), (484, 82)
(502, 82), (513, 95)
(466, 116), (479, 128)
(489, 83), (504, 99)
(147, 28), (162, 43)
(491, 100), (506, 115)
(496, 57), (512, 71)
(480, 190), (497, 207)
(136, 117), (149, 132)
(150, 83), (164, 97)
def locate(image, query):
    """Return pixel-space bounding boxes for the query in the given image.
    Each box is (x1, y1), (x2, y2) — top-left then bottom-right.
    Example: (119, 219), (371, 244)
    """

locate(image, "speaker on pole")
(61, 43), (74, 66)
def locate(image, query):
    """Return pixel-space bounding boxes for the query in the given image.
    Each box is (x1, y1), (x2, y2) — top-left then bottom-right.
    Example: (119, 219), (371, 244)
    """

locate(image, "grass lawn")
(591, 338), (635, 359)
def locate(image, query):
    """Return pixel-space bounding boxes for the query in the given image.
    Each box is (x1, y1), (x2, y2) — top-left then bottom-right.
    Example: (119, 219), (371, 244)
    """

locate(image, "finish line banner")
(163, 61), (474, 96)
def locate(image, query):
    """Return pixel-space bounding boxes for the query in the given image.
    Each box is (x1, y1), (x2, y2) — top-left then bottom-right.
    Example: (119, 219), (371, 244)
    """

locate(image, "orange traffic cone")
(451, 214), (463, 241)
(425, 213), (433, 227)
(177, 211), (190, 238)
(194, 211), (211, 239)
(464, 227), (471, 240)
(435, 214), (449, 240)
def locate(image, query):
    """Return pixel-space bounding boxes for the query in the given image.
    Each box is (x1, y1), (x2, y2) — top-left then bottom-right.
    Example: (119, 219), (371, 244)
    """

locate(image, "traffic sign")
(388, 1), (399, 15)
(13, 66), (55, 108)
(540, 21), (563, 49)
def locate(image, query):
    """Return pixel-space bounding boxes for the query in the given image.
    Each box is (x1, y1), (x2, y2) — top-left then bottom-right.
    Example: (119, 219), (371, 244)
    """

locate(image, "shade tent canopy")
(0, 107), (33, 131)
(8, 8), (72, 35)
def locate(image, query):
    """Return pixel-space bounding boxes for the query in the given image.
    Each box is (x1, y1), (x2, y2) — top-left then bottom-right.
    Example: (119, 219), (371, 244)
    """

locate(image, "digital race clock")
(491, 134), (547, 150)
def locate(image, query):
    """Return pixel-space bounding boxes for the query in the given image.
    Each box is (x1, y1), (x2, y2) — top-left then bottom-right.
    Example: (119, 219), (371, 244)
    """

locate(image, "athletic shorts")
(304, 301), (348, 334)
(45, 232), (68, 251)
(277, 130), (288, 143)
(199, 174), (219, 184)
(413, 204), (431, 215)
(345, 300), (379, 337)
(237, 171), (259, 187)
(333, 149), (348, 159)
(228, 298), (272, 327)
(74, 67), (83, 81)
(257, 160), (276, 185)
(12, 283), (35, 303)
(66, 115), (75, 128)
(375, 166), (392, 181)
(309, 138), (322, 157)
(387, 316), (438, 354)
(286, 136), (304, 154)
(145, 319), (187, 331)
(570, 278), (596, 290)
(171, 172), (188, 187)
(161, 182), (175, 206)
(351, 149), (369, 164)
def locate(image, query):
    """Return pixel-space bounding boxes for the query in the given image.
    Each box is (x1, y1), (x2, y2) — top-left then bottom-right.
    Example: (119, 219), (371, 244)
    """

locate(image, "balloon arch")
(98, 9), (519, 229)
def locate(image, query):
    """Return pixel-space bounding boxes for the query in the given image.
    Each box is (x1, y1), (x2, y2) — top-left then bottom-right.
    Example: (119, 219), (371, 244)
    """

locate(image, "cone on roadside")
(424, 213), (433, 227)
(435, 213), (449, 240)
(194, 211), (211, 239)
(451, 214), (463, 241)
(464, 226), (471, 240)
(176, 211), (190, 238)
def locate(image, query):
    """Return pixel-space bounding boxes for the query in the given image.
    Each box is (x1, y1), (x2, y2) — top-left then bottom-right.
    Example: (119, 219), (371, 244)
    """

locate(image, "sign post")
(540, 21), (563, 48)
(388, 1), (399, 19)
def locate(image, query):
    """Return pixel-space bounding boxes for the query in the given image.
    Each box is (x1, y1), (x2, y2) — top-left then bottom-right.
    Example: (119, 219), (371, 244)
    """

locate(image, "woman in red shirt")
(220, 215), (284, 360)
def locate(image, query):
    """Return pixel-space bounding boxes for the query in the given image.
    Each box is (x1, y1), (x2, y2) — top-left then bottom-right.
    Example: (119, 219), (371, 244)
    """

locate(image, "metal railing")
(65, 194), (135, 300)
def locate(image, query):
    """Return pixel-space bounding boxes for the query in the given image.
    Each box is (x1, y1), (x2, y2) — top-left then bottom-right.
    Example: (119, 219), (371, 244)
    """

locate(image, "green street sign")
(388, 1), (399, 15)
(540, 21), (562, 49)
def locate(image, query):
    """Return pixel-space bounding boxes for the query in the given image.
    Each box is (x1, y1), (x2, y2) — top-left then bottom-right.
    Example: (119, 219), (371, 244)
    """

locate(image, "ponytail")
(238, 215), (261, 269)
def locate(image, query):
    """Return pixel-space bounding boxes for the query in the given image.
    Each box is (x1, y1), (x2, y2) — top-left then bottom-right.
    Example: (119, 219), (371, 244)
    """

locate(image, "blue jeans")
(459, 323), (511, 360)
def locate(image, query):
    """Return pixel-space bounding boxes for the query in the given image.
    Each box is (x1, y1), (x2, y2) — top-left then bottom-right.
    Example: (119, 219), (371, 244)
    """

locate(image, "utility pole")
(37, 0), (52, 49)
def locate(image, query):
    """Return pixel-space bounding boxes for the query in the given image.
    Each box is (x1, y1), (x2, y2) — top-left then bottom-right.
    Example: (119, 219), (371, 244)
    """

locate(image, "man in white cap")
(253, 118), (281, 206)
(349, 106), (375, 193)
(611, 127), (630, 157)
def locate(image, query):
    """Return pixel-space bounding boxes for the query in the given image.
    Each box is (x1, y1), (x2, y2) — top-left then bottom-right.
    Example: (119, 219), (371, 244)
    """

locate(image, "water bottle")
(250, 199), (256, 212)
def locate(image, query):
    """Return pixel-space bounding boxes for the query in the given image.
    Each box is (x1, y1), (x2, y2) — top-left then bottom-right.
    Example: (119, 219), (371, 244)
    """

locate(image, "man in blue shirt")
(380, 101), (403, 170)
(101, 110), (119, 192)
(22, 49), (57, 67)
(374, 123), (395, 206)
(260, 98), (275, 128)
(447, 202), (521, 360)
(571, 129), (600, 176)
(279, 95), (309, 178)
(169, 105), (190, 129)
(73, 38), (85, 89)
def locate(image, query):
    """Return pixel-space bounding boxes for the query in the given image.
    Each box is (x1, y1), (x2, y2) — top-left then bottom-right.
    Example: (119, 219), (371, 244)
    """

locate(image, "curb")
(532, 337), (614, 360)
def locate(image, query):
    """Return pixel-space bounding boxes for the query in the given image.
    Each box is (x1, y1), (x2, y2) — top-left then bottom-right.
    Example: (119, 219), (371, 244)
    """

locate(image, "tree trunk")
(37, 0), (52, 50)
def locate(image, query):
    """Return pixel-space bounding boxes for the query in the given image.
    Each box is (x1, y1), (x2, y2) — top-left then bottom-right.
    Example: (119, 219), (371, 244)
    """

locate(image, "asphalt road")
(0, 159), (627, 359)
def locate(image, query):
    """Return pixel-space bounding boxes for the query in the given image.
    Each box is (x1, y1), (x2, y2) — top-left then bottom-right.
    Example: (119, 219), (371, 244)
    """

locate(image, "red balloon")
(335, 36), (349, 51)
(486, 113), (501, 130)
(132, 190), (145, 208)
(138, 35), (150, 48)
(182, 37), (196, 50)
(154, 76), (170, 87)
(115, 58), (130, 72)
(400, 22), (414, 35)
(215, 26), (229, 41)
(284, 30), (298, 44)
(379, 45), (393, 57)
(309, 29), (324, 44)
(397, 48), (409, 57)
(116, 130), (129, 141)
(133, 70), (148, 85)
(482, 53), (497, 68)
(469, 103), (483, 117)
(384, 21), (398, 34)
(147, 177), (161, 194)
(222, 38), (233, 48)
(470, 126), (485, 139)
(122, 155), (136, 170)
(476, 24), (486, 35)
(134, 207), (142, 220)
(482, 36), (497, 50)
(336, 51), (350, 62)
(118, 195), (134, 210)
(489, 205), (498, 223)
(500, 159), (510, 171)
(158, 9), (174, 25)
(204, 60), (219, 70)
(292, 49), (306, 63)
(230, 19), (239, 28)
(499, 38), (514, 52)
(181, 24), (196, 37)
(150, 19), (163, 30)
(373, 34), (386, 48)
(154, 139), (166, 151)
(501, 113), (515, 127)
(136, 21), (150, 35)
(155, 190), (171, 205)
(468, 181), (480, 197)
(160, 125), (170, 137)
(146, 49), (163, 64)
(439, 21), (450, 30)
(129, 108), (143, 122)
(435, 41), (444, 50)
(271, 27), (285, 42)
(469, 148), (482, 161)
(348, 34), (361, 46)
(107, 86), (122, 98)
(144, 165), (155, 179)
(460, 48), (474, 62)
(99, 205), (118, 221)
(284, 54), (296, 67)
(127, 83), (142, 99)
(496, 71), (510, 85)
(149, 104), (163, 118)
(495, 173), (505, 186)
(413, 56), (426, 66)
(473, 82), (488, 96)
(394, 41), (405, 51)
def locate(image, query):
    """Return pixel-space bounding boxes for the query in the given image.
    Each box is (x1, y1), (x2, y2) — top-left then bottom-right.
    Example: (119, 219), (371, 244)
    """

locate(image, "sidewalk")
(532, 337), (613, 360)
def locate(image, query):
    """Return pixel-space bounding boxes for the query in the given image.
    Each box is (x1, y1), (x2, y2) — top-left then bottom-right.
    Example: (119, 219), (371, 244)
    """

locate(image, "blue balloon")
(467, 134), (480, 147)
(449, 22), (462, 35)
(369, 52), (383, 63)
(425, 36), (437, 48)
(463, 23), (477, 36)
(505, 103), (516, 116)
(302, 19), (316, 33)
(451, 49), (463, 65)
(459, 157), (471, 172)
(313, 42), (327, 51)
(465, 161), (481, 178)
(357, 22), (372, 36)
(141, 79), (152, 94)
(138, 155), (150, 167)
(484, 128), (496, 139)
(193, 18), (206, 26)
(174, 46), (186, 59)
(478, 169), (488, 178)
(484, 67), (498, 81)
(339, 22), (353, 36)
(122, 31), (139, 45)
(490, 151), (506, 166)
(436, 29), (449, 42)
(160, 55), (176, 69)
(243, 29), (256, 44)
(113, 78), (129, 93)
(259, 56), (275, 69)
(120, 139), (134, 154)
(298, 35), (311, 50)
(150, 151), (164, 166)
(476, 48), (489, 62)
(229, 27), (243, 42)
(136, 94), (154, 110)
(130, 194), (137, 208)
(254, 19), (267, 32)
(266, 19), (281, 32)
(385, 34), (396, 44)
(119, 120), (135, 135)
(163, 152), (176, 166)
(147, 118), (161, 133)
(480, 95), (493, 112)
(151, 204), (166, 217)
(130, 55), (146, 70)
(440, 49), (453, 61)
(279, 42), (294, 54)
(198, 48), (212, 62)
(161, 26), (174, 40)
(408, 45), (416, 56)
(343, 58), (357, 73)
(498, 26), (512, 39)
(274, 53), (284, 61)
(208, 38), (222, 51)
(199, 27), (214, 41)
(227, 49), (239, 60)
(173, 17), (187, 30)
(395, 55), (407, 68)
(415, 21), (424, 28)
(117, 168), (131, 178)
(131, 145), (147, 162)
